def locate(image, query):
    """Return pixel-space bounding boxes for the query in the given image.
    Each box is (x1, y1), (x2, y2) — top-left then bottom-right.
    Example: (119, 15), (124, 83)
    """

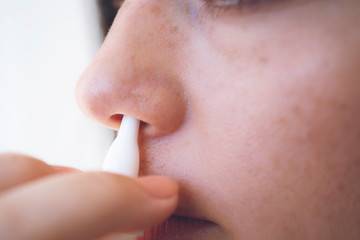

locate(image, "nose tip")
(75, 59), (187, 137)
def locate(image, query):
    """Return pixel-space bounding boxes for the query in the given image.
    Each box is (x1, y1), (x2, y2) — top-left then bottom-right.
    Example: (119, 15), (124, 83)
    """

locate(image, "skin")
(1, 0), (360, 239)
(77, 0), (360, 239)
(0, 154), (178, 239)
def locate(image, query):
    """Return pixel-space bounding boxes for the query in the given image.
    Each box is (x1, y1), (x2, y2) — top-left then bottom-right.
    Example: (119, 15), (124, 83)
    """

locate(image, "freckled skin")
(77, 0), (360, 239)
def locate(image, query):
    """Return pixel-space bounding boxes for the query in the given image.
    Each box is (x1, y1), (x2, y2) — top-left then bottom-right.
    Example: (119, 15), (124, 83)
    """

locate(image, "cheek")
(140, 2), (360, 238)
(190, 62), (360, 237)
(182, 3), (360, 237)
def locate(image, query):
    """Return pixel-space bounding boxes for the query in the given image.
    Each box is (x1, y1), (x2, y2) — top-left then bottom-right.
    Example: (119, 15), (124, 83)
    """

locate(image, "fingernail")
(137, 176), (178, 199)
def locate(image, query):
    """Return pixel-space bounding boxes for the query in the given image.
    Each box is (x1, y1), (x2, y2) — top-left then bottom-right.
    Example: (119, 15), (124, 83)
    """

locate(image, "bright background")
(0, 0), (114, 170)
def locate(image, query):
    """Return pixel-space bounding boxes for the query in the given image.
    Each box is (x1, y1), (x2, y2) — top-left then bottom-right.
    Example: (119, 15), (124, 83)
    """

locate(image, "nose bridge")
(76, 0), (188, 137)
(108, 0), (187, 71)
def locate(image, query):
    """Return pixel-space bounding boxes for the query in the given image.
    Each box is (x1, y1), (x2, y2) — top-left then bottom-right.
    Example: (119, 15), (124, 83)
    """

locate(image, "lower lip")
(139, 215), (218, 240)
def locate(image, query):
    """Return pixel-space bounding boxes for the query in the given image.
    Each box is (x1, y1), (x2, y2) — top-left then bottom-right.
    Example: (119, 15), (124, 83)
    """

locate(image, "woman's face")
(76, 0), (360, 239)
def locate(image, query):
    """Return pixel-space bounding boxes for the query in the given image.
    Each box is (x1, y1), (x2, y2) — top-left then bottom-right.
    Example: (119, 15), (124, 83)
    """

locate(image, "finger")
(0, 173), (178, 240)
(0, 153), (77, 192)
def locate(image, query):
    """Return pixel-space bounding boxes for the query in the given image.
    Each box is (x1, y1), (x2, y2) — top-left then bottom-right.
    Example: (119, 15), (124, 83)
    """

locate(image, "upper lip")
(138, 142), (220, 238)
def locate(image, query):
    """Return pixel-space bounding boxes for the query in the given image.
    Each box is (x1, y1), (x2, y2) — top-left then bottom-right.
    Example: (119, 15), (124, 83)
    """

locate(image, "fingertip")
(136, 176), (179, 199)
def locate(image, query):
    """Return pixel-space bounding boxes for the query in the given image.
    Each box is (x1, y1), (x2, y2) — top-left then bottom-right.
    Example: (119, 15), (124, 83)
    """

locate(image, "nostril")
(109, 114), (123, 128)
(109, 114), (150, 139)
(108, 114), (171, 137)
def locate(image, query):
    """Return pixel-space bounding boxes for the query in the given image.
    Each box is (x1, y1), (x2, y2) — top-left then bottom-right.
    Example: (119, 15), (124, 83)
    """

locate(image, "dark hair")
(98, 0), (122, 36)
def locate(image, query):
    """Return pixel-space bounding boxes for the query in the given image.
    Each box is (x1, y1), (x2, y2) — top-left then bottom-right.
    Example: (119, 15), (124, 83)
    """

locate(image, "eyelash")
(203, 0), (270, 17)
(112, 0), (264, 18)
(206, 0), (261, 7)
(114, 0), (260, 10)
(208, 0), (244, 7)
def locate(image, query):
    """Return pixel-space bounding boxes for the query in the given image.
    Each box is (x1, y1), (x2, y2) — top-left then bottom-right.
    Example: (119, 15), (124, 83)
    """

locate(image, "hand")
(0, 153), (178, 240)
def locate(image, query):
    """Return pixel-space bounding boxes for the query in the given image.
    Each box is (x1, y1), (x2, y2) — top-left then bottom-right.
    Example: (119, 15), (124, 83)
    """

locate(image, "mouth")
(140, 215), (220, 240)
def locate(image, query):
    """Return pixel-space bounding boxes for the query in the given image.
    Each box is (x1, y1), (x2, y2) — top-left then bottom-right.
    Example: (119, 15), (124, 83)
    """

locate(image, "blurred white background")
(0, 0), (114, 170)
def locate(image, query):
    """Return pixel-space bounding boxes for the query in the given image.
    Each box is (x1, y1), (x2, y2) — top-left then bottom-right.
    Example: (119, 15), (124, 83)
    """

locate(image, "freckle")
(282, 223), (290, 234)
(167, 41), (176, 49)
(169, 26), (179, 34)
(291, 105), (302, 116)
(151, 5), (162, 16)
(259, 56), (268, 65)
(277, 117), (286, 124)
(337, 102), (347, 110)
(337, 181), (345, 192)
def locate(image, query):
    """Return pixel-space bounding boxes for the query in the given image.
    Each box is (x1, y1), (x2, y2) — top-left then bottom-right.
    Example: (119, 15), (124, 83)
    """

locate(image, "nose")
(76, 0), (188, 137)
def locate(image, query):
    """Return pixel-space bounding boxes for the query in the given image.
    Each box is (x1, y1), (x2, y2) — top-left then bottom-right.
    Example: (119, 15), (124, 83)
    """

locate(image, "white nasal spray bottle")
(102, 115), (143, 240)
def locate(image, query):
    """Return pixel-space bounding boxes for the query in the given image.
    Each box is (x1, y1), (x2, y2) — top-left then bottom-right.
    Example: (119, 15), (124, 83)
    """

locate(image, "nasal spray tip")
(102, 115), (143, 240)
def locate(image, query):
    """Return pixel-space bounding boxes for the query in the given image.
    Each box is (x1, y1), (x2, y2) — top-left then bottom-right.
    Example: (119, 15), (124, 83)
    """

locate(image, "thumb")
(121, 175), (180, 231)
(0, 173), (178, 240)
